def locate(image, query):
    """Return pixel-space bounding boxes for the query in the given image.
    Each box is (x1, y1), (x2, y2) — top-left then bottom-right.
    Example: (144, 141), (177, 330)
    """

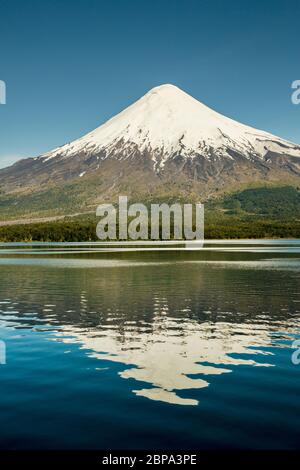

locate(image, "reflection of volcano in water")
(0, 252), (300, 406)
(52, 292), (294, 406)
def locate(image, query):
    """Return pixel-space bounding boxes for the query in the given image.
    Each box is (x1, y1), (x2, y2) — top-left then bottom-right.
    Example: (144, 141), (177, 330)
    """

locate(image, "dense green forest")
(0, 216), (299, 242)
(218, 186), (300, 218)
(0, 186), (299, 241)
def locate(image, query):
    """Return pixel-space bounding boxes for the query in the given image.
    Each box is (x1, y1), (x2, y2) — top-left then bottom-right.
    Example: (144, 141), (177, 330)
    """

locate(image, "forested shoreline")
(0, 217), (299, 242)
(0, 187), (299, 241)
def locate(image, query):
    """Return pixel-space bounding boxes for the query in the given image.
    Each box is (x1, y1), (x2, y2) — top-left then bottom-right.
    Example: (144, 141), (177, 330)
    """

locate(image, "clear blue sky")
(0, 0), (300, 168)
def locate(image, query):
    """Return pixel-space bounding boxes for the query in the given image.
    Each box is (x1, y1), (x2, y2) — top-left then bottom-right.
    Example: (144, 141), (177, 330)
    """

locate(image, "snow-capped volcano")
(1, 84), (300, 218)
(40, 83), (300, 171)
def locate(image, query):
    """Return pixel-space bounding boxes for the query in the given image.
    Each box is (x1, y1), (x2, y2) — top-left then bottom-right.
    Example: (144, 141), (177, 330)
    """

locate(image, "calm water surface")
(0, 240), (299, 449)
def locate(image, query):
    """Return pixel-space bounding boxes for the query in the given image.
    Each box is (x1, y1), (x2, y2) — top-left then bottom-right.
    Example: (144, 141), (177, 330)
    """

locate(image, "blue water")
(0, 240), (299, 449)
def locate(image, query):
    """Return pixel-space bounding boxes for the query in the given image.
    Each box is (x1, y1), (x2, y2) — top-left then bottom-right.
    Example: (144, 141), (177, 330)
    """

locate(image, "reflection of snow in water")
(55, 305), (282, 406)
(0, 284), (299, 406)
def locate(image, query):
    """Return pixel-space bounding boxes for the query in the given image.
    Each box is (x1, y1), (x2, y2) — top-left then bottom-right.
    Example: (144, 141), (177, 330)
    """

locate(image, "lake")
(0, 240), (299, 450)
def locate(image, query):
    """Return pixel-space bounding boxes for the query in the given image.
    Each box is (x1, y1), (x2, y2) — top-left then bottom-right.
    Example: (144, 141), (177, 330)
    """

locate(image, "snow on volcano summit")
(41, 83), (300, 170)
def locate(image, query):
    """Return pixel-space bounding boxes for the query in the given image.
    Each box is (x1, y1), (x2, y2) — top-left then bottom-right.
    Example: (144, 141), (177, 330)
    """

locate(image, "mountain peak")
(147, 83), (183, 94)
(39, 84), (300, 170)
(1, 84), (300, 212)
(143, 83), (198, 107)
